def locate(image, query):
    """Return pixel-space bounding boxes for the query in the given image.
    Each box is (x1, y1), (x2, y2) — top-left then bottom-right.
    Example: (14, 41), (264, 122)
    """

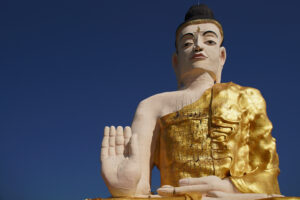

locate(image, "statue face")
(173, 23), (226, 83)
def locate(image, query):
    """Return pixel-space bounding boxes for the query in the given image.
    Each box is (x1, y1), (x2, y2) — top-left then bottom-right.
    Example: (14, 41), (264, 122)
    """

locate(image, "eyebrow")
(203, 31), (218, 38)
(180, 31), (218, 41)
(179, 33), (194, 41)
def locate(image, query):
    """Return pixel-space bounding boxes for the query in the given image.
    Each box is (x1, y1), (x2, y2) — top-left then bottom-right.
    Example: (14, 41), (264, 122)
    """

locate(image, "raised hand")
(101, 126), (141, 197)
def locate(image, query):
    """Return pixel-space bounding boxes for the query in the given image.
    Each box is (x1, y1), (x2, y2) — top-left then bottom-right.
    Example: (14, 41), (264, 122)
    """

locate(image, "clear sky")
(1, 0), (300, 199)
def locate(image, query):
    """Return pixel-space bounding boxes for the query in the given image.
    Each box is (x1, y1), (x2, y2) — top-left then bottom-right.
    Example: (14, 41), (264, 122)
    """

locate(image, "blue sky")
(1, 0), (300, 199)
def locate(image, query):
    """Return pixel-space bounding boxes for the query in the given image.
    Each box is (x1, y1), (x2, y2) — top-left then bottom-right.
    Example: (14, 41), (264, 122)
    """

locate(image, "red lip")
(191, 53), (207, 60)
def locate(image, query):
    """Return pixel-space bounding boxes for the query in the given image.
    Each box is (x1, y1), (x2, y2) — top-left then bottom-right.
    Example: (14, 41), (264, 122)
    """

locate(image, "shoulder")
(135, 91), (180, 117)
(215, 82), (264, 99)
(236, 83), (269, 115)
(214, 82), (267, 110)
(214, 82), (261, 94)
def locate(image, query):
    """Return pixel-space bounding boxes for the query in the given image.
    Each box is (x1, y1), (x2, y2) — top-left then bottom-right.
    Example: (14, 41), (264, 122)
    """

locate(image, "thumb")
(129, 133), (139, 160)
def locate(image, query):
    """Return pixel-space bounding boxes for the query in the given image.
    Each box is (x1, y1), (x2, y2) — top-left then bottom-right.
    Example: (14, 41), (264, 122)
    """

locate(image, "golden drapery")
(154, 82), (280, 194)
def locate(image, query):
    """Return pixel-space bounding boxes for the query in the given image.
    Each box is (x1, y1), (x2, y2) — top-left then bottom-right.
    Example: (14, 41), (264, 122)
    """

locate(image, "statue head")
(172, 4), (227, 86)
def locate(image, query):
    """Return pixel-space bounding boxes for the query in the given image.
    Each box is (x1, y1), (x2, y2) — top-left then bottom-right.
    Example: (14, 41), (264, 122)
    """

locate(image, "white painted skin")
(100, 23), (283, 200)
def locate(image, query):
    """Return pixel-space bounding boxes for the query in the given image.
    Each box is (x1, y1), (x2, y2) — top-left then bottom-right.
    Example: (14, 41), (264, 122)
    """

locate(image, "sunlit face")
(173, 23), (226, 82)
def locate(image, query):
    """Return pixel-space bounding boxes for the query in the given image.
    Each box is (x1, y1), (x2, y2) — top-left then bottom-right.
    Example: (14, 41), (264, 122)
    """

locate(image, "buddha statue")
(99, 4), (292, 200)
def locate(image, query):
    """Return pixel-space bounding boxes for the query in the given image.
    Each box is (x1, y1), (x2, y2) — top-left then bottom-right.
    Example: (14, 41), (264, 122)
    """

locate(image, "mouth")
(191, 53), (208, 60)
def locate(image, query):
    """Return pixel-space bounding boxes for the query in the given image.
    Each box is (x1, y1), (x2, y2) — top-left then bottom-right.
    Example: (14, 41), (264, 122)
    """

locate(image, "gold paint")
(154, 82), (280, 194)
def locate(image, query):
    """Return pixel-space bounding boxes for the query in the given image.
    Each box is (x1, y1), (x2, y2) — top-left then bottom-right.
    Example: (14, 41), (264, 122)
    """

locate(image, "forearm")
(130, 100), (160, 195)
(101, 97), (160, 197)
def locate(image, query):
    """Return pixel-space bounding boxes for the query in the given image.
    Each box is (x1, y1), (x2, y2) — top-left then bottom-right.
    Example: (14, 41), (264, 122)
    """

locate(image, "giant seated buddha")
(96, 4), (300, 200)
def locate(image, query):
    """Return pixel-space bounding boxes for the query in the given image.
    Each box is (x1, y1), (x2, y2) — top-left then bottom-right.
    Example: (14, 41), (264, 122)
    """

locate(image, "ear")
(216, 47), (227, 83)
(172, 52), (180, 80)
(220, 46), (227, 66)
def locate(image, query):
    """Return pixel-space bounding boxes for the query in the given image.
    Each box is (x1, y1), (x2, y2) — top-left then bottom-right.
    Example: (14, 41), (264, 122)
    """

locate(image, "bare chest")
(159, 89), (209, 118)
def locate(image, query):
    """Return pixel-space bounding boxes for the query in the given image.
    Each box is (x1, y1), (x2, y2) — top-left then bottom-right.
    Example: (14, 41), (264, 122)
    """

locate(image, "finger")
(179, 176), (220, 186)
(116, 126), (124, 155)
(124, 126), (132, 145)
(109, 126), (116, 156)
(174, 185), (212, 195)
(271, 194), (284, 197)
(239, 193), (269, 200)
(161, 185), (173, 188)
(135, 194), (162, 198)
(207, 191), (227, 198)
(148, 195), (161, 198)
(101, 126), (109, 160)
(179, 177), (206, 186)
(207, 192), (269, 200)
(157, 186), (174, 197)
(202, 197), (218, 200)
(124, 126), (131, 156)
(129, 133), (139, 160)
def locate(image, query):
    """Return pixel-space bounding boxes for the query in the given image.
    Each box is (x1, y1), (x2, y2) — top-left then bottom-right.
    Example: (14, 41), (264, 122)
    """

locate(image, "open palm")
(101, 126), (141, 197)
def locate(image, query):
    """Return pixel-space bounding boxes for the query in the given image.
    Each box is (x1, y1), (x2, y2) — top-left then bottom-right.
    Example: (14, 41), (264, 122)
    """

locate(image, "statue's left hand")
(157, 176), (238, 196)
(157, 176), (283, 200)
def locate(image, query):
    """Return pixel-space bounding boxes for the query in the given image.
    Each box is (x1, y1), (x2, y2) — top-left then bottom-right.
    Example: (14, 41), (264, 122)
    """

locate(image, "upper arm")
(230, 87), (280, 194)
(240, 88), (277, 168)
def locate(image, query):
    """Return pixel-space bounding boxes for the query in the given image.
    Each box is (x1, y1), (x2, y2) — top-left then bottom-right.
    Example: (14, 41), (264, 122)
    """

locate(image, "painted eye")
(205, 40), (216, 45)
(183, 42), (193, 48)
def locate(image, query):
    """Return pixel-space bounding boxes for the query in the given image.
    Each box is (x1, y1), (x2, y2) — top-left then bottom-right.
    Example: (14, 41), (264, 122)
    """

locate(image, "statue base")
(87, 196), (300, 200)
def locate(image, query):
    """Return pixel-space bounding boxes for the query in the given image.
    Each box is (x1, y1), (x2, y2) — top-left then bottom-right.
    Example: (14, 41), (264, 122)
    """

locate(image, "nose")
(194, 44), (203, 52)
(194, 38), (203, 52)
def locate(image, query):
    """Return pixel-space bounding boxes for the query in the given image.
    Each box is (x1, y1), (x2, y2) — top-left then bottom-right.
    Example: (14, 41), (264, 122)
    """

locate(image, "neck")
(179, 71), (215, 91)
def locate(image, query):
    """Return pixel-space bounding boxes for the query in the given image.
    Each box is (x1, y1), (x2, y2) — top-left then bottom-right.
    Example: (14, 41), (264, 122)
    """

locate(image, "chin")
(192, 64), (218, 73)
(188, 66), (217, 80)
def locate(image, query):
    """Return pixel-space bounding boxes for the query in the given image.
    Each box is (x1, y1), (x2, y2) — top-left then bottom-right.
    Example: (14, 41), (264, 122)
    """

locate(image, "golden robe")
(154, 82), (280, 194)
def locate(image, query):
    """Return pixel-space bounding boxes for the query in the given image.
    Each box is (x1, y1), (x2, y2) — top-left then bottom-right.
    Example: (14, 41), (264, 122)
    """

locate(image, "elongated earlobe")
(220, 47), (227, 66)
(216, 47), (226, 83)
(172, 52), (182, 88)
(172, 53), (178, 70)
(172, 52), (179, 78)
